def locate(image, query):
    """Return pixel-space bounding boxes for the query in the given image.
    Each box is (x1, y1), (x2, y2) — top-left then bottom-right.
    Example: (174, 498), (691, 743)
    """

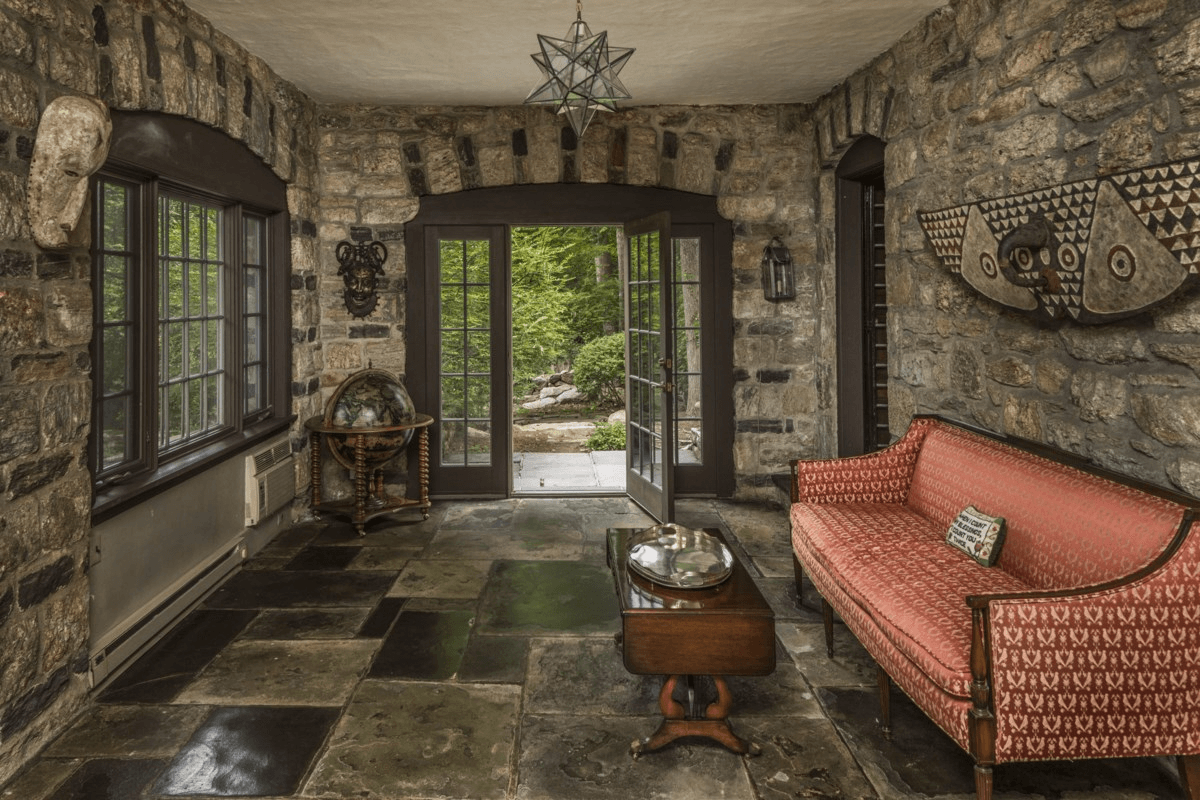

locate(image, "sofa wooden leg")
(821, 598), (834, 658)
(973, 765), (993, 800)
(877, 666), (892, 740)
(1180, 754), (1199, 800)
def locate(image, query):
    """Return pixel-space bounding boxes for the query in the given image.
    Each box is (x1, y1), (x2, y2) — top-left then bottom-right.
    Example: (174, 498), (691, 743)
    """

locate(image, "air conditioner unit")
(245, 435), (294, 526)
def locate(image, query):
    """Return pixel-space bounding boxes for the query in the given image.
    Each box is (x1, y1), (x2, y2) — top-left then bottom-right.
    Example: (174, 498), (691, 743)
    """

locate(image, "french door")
(624, 213), (674, 522)
(406, 185), (733, 503)
(424, 225), (509, 495)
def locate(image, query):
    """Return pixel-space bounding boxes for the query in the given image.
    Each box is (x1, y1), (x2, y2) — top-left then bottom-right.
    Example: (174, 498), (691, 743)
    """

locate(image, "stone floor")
(1, 497), (1189, 799)
(512, 451), (626, 492)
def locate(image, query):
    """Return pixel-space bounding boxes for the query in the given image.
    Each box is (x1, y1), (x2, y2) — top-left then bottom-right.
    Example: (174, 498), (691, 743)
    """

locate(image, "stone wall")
(0, 0), (317, 782)
(809, 0), (1200, 498)
(313, 104), (825, 500)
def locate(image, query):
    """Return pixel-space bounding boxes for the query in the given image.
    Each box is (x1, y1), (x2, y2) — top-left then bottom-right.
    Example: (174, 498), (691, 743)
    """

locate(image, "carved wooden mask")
(919, 158), (1200, 323)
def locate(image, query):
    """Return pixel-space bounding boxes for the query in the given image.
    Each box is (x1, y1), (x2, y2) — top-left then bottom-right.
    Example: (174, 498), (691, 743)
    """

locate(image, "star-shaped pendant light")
(524, 0), (634, 138)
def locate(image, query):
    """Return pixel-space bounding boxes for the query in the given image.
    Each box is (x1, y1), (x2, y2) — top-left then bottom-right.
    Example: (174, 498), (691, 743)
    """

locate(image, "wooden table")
(606, 528), (776, 757)
(305, 414), (433, 534)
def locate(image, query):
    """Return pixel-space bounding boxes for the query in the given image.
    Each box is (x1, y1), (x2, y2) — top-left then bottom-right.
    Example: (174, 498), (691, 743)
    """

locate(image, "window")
(89, 112), (290, 519)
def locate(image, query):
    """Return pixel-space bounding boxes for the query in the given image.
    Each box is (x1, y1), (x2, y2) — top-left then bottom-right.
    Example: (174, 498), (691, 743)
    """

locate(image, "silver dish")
(626, 524), (734, 589)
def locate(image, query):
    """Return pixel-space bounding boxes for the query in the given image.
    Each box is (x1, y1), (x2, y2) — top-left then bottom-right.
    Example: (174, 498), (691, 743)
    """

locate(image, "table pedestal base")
(630, 675), (760, 758)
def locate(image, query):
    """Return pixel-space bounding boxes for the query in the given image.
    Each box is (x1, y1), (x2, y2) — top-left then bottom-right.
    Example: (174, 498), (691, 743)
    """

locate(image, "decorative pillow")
(946, 505), (1006, 566)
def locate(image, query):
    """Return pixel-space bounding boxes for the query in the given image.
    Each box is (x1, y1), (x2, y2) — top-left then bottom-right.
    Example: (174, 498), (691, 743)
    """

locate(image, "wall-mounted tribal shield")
(918, 159), (1200, 323)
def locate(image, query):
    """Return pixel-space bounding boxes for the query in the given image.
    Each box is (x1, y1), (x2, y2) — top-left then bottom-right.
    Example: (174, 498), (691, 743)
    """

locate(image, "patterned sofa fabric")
(790, 414), (1199, 778)
(791, 502), (1031, 699)
(906, 424), (1186, 589)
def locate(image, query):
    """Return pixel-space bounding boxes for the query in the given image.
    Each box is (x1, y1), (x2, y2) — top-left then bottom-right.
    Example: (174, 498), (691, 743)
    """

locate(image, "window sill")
(91, 416), (296, 525)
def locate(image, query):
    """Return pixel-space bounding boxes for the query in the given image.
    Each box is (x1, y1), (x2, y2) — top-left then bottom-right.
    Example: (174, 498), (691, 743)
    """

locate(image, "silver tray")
(626, 524), (734, 589)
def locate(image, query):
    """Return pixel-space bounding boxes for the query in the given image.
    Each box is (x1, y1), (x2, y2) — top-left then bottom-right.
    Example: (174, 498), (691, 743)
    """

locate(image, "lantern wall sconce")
(761, 236), (796, 301)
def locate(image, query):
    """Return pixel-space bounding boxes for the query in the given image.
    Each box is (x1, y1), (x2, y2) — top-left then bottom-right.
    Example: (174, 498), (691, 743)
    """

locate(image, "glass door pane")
(624, 213), (674, 523)
(439, 239), (492, 467)
(673, 237), (703, 466)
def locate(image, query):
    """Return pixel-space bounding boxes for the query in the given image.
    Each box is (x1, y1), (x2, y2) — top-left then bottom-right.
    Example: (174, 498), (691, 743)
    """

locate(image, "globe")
(323, 368), (417, 470)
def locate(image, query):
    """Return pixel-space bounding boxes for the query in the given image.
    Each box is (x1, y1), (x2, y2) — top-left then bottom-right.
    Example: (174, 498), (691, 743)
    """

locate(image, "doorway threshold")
(513, 451), (625, 493)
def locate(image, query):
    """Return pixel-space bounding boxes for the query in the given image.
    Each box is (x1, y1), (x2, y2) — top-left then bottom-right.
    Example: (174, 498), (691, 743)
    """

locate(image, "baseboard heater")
(89, 537), (244, 688)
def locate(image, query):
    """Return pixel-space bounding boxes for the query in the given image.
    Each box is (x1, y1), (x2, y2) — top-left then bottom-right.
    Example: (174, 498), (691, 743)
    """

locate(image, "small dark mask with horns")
(336, 240), (388, 318)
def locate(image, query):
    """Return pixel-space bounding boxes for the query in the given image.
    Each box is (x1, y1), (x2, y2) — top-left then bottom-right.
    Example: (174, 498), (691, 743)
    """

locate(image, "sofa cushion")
(791, 502), (1032, 698)
(906, 424), (1185, 590)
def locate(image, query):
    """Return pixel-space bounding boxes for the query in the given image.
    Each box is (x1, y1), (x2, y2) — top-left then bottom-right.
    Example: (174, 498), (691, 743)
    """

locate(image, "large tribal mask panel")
(918, 159), (1200, 323)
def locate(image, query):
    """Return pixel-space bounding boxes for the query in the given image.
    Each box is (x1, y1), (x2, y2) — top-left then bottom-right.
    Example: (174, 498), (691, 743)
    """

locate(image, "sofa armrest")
(967, 516), (1199, 763)
(789, 416), (936, 504)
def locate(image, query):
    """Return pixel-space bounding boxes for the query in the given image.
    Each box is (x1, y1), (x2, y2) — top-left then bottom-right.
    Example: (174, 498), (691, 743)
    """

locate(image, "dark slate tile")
(458, 635), (528, 684)
(283, 545), (362, 571)
(476, 561), (619, 635)
(239, 607), (371, 639)
(98, 609), (257, 704)
(202, 570), (394, 609)
(152, 706), (338, 797)
(46, 758), (169, 800)
(368, 609), (473, 680)
(357, 597), (405, 638)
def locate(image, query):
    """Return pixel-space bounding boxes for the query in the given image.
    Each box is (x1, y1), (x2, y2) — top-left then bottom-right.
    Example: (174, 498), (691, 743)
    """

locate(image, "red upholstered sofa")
(790, 415), (1199, 799)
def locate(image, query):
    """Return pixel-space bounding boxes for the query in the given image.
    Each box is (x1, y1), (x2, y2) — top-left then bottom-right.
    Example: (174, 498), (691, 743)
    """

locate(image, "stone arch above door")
(313, 104), (832, 501)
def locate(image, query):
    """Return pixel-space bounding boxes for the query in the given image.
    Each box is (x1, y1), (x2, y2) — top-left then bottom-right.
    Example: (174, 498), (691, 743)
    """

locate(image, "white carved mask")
(27, 96), (112, 249)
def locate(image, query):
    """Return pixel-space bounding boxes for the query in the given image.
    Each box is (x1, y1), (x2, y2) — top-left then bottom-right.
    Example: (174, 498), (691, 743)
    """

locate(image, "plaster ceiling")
(184, 0), (947, 107)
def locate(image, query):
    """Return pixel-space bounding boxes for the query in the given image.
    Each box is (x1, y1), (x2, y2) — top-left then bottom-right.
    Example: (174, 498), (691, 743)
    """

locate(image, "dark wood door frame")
(405, 184), (734, 498)
(835, 136), (887, 457)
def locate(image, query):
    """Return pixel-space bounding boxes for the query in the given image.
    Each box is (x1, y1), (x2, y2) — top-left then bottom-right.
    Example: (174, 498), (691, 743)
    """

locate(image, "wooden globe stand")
(304, 413), (434, 534)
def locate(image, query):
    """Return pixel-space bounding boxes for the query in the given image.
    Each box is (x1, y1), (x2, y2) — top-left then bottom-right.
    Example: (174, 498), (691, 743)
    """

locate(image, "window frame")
(89, 112), (292, 523)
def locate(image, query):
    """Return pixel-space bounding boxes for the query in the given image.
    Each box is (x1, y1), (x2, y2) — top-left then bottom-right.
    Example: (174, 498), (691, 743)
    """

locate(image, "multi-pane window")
(157, 194), (225, 450)
(243, 215), (267, 416)
(95, 178), (141, 474)
(91, 174), (280, 490)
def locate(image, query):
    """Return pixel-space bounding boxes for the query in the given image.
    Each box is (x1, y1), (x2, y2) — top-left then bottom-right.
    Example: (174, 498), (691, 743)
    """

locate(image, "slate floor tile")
(386, 559), (492, 598)
(311, 518), (439, 548)
(203, 570), (394, 609)
(152, 706), (338, 797)
(425, 528), (583, 561)
(524, 637), (659, 716)
(776, 622), (876, 688)
(98, 609), (258, 704)
(368, 608), (474, 680)
(175, 640), (378, 706)
(736, 715), (878, 800)
(516, 713), (756, 800)
(44, 704), (210, 759)
(239, 607), (371, 640)
(458, 634), (529, 684)
(0, 759), (80, 800)
(356, 596), (405, 638)
(304, 680), (520, 800)
(347, 546), (418, 570)
(46, 758), (169, 800)
(283, 545), (362, 570)
(476, 561), (619, 636)
(439, 498), (516, 526)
